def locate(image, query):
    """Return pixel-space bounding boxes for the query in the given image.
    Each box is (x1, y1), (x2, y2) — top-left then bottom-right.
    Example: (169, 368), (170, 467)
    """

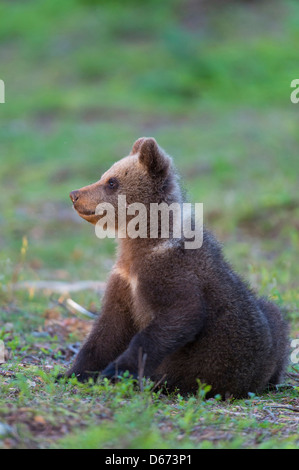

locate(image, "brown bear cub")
(64, 137), (289, 398)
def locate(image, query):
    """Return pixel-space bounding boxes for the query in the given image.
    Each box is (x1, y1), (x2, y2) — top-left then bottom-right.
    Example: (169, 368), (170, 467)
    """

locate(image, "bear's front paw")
(56, 370), (99, 383)
(101, 362), (137, 382)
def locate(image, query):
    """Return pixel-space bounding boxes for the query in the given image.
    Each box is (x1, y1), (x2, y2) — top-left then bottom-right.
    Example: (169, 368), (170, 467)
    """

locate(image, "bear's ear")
(130, 137), (146, 155)
(137, 137), (170, 178)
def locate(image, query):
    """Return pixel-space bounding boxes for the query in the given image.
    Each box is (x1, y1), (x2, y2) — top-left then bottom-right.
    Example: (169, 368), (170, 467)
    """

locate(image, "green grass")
(0, 0), (298, 449)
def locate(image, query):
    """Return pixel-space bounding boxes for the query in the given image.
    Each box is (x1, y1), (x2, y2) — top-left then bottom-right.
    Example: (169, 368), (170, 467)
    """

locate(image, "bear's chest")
(114, 265), (153, 330)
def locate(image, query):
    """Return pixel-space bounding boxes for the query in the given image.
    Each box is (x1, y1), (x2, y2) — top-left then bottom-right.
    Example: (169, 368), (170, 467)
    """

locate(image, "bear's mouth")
(75, 208), (99, 225)
(77, 209), (95, 216)
(72, 204), (95, 216)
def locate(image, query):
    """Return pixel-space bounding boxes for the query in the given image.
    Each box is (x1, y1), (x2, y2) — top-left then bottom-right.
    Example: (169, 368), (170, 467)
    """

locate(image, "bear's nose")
(70, 190), (80, 203)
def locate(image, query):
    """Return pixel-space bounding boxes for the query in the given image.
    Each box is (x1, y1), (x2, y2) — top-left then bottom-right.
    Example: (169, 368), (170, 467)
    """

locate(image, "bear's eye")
(107, 178), (119, 190)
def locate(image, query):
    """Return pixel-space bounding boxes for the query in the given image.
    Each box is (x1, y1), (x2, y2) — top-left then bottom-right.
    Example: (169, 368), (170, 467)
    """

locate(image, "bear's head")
(70, 137), (181, 232)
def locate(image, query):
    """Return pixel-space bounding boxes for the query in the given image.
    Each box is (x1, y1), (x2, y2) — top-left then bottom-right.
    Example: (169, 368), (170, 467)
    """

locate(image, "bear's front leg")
(61, 272), (137, 382)
(102, 286), (205, 381)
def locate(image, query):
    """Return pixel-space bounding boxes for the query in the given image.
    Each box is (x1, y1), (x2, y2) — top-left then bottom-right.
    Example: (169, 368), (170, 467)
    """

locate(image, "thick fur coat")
(64, 137), (289, 398)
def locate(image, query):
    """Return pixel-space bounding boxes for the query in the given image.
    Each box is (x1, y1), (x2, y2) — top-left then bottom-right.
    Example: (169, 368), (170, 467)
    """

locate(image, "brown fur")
(64, 137), (289, 398)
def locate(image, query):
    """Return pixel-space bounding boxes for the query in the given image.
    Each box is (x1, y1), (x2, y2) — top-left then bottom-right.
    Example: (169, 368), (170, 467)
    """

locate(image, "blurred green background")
(0, 0), (298, 323)
(0, 0), (299, 450)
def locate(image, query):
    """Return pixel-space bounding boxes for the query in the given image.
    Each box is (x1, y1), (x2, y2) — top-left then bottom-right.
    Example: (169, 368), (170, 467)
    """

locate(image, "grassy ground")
(0, 0), (298, 449)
